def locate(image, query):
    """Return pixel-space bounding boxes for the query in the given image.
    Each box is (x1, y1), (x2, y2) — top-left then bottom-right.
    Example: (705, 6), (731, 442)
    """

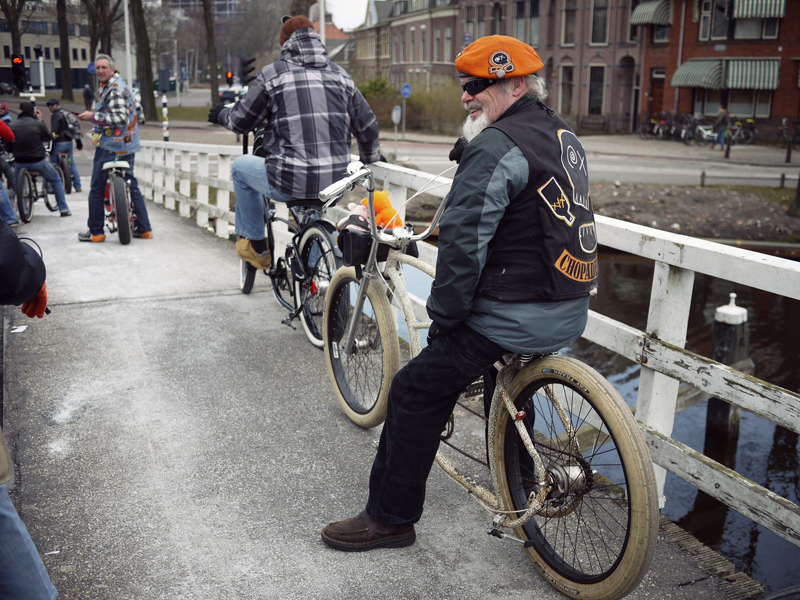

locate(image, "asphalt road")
(2, 181), (761, 599)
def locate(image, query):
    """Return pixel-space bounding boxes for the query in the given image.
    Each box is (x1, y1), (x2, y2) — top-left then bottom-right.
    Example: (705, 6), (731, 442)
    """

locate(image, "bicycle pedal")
(281, 317), (296, 330)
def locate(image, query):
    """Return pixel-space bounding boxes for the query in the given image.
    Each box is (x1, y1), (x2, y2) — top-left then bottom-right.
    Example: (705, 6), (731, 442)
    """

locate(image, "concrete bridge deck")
(1, 182), (767, 599)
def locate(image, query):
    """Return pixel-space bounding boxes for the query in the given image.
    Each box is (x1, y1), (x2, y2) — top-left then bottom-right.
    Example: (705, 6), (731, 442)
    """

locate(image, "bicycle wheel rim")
(112, 175), (131, 244)
(297, 228), (337, 345)
(17, 169), (33, 222)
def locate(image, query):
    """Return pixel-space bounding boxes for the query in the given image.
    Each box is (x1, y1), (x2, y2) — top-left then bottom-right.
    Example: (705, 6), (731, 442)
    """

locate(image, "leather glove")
(75, 136), (83, 150)
(426, 321), (451, 345)
(21, 283), (48, 319)
(208, 104), (225, 125)
(449, 137), (467, 164)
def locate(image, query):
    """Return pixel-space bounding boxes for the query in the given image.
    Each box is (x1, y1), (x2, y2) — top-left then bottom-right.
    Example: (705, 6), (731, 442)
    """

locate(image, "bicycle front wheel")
(111, 175), (131, 245)
(490, 356), (658, 600)
(324, 267), (400, 428)
(240, 259), (256, 294)
(16, 168), (33, 222)
(296, 224), (339, 348)
(44, 165), (62, 211)
(60, 157), (72, 194)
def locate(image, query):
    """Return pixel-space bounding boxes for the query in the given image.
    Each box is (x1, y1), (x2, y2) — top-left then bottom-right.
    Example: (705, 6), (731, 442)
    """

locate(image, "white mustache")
(464, 102), (483, 112)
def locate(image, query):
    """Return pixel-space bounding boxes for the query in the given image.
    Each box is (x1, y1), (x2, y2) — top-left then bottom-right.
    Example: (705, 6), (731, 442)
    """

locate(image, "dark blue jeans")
(87, 149), (151, 235)
(366, 323), (507, 525)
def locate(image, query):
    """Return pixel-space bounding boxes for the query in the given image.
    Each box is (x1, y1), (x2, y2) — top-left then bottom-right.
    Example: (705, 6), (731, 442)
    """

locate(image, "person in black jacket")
(10, 102), (70, 217)
(322, 36), (598, 552)
(46, 99), (82, 193)
(0, 220), (56, 600)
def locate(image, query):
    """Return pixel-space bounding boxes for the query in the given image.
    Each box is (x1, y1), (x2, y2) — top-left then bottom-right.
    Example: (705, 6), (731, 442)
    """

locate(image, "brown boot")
(236, 238), (271, 270)
(321, 510), (415, 552)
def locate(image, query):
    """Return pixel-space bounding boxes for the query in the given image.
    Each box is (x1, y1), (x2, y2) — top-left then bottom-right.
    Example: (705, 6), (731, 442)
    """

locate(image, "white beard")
(461, 110), (490, 142)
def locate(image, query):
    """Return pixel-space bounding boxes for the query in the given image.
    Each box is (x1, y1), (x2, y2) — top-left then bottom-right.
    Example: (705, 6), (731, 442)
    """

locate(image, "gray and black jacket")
(427, 97), (597, 351)
(219, 28), (380, 200)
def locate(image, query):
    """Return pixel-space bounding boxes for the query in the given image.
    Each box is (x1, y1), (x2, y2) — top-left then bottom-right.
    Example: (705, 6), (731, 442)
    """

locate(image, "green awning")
(630, 0), (672, 26)
(733, 0), (785, 18)
(671, 60), (723, 89)
(727, 59), (780, 90)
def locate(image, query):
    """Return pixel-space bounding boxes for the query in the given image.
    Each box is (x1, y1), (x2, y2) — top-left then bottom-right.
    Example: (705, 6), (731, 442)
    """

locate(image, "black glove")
(208, 104), (226, 125)
(75, 136), (83, 150)
(449, 137), (467, 164)
(427, 321), (451, 345)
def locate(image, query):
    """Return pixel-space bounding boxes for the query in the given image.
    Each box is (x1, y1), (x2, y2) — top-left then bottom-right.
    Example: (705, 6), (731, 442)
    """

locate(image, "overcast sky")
(326, 0), (368, 31)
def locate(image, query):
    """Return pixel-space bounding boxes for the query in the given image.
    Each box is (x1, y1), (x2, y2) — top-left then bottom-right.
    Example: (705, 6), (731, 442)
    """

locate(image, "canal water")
(401, 249), (799, 594)
(568, 251), (800, 596)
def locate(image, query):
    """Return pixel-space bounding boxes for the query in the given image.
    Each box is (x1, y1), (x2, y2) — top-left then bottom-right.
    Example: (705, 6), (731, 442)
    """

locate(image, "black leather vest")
(477, 100), (598, 302)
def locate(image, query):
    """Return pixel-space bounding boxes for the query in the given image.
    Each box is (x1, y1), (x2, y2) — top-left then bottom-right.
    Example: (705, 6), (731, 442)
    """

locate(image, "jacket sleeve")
(425, 129), (528, 329)
(222, 69), (271, 135)
(0, 221), (46, 306)
(0, 119), (14, 143)
(347, 87), (380, 164)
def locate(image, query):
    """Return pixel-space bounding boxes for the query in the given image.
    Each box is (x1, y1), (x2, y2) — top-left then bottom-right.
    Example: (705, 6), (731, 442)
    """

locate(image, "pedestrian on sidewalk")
(83, 84), (94, 111)
(45, 99), (82, 193)
(0, 219), (57, 600)
(710, 104), (729, 151)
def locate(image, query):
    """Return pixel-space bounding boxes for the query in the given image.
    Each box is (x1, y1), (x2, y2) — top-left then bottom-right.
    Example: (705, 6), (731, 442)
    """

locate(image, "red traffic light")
(12, 56), (23, 65)
(226, 70), (233, 85)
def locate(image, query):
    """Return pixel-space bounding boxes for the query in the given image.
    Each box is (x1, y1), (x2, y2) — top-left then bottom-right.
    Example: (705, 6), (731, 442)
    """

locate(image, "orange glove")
(21, 283), (47, 319)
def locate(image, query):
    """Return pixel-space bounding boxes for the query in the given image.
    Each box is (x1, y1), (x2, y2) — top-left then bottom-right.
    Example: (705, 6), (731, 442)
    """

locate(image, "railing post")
(153, 147), (165, 206)
(179, 149), (191, 218)
(164, 149), (176, 210)
(196, 152), (209, 229)
(635, 261), (695, 508)
(216, 153), (231, 239)
(700, 171), (706, 187)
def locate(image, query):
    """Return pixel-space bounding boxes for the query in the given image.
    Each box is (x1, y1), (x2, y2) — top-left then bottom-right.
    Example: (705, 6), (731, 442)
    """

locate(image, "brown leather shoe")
(321, 510), (415, 552)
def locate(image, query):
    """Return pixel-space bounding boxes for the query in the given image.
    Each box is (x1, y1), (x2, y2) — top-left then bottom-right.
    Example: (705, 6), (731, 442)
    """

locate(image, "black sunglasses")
(461, 78), (496, 96)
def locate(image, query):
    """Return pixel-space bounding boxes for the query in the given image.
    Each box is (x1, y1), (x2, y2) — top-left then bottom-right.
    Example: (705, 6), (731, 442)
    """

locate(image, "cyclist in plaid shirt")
(208, 15), (381, 270)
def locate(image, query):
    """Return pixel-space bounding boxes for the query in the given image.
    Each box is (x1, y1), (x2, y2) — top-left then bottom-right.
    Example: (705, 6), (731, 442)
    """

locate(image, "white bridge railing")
(137, 140), (800, 548)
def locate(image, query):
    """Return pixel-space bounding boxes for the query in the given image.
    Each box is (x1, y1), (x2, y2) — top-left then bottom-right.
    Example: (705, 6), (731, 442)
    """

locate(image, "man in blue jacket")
(321, 36), (598, 551)
(208, 15), (380, 270)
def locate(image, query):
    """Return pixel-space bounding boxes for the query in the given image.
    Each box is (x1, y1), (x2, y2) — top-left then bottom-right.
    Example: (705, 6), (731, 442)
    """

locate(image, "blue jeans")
(87, 149), (151, 236)
(0, 154), (15, 192)
(0, 183), (16, 224)
(14, 159), (69, 213)
(714, 127), (727, 148)
(365, 324), (507, 525)
(50, 141), (81, 192)
(231, 154), (293, 240)
(0, 485), (57, 599)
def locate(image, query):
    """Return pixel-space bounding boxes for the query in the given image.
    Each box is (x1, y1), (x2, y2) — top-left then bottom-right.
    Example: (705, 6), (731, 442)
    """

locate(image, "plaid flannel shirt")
(220, 28), (380, 200)
(94, 73), (129, 129)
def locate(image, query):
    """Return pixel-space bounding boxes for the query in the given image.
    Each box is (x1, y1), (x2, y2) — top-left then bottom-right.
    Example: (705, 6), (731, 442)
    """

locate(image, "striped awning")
(733, 0), (785, 18)
(671, 60), (723, 89)
(630, 0), (672, 26)
(727, 59), (780, 89)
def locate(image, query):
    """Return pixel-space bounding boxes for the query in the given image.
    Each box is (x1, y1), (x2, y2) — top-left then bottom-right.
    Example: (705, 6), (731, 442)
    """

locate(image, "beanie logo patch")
(488, 51), (515, 78)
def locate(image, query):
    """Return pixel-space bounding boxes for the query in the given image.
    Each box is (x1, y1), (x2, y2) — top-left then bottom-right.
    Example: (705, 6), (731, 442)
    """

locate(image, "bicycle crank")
(487, 515), (536, 548)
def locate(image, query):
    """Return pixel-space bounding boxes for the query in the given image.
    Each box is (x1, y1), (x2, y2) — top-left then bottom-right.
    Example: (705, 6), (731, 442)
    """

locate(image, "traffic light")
(239, 57), (256, 86)
(33, 44), (43, 59)
(11, 54), (25, 92)
(226, 70), (233, 85)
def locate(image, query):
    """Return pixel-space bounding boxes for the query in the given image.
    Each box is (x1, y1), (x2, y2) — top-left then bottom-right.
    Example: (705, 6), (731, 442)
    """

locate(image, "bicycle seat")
(102, 160), (130, 171)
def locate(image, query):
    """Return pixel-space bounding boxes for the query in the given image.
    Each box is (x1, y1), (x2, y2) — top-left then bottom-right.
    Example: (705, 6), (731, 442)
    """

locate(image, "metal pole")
(38, 56), (44, 96)
(320, 0), (326, 47)
(123, 0), (133, 88)
(174, 40), (180, 105)
(402, 97), (406, 140)
(162, 94), (169, 142)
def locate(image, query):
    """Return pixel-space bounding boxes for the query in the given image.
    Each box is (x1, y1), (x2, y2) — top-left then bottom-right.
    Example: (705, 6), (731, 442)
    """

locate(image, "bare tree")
(227, 0), (288, 62)
(290, 0), (314, 18)
(56, 0), (73, 101)
(81, 0), (123, 57)
(129, 0), (156, 121)
(202, 0), (219, 105)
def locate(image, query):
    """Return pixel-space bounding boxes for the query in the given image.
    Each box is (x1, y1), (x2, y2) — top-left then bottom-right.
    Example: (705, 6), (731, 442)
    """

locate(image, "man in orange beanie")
(322, 36), (598, 552)
(209, 14), (381, 271)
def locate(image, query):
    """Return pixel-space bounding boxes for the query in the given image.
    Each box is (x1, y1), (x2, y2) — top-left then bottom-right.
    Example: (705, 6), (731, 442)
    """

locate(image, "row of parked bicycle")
(638, 112), (800, 149)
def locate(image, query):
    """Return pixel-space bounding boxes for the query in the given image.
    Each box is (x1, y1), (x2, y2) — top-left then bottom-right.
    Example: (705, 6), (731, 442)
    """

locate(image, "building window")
(591, 0), (609, 44)
(445, 26), (452, 61)
(563, 0), (577, 45)
(401, 31), (406, 62)
(81, 48), (87, 61)
(28, 22), (47, 34)
(491, 4), (502, 36)
(434, 27), (440, 61)
(560, 65), (574, 116)
(54, 47), (59, 60)
(3, 46), (8, 59)
(699, 0), (711, 40)
(763, 18), (779, 38)
(421, 27), (426, 62)
(45, 47), (50, 60)
(529, 0), (539, 46)
(711, 0), (728, 40)
(696, 88), (771, 118)
(72, 48), (78, 61)
(588, 65), (605, 115)
(734, 18), (780, 39)
(628, 0), (640, 41)
(653, 24), (669, 42)
(67, 24), (75, 36)
(410, 28), (415, 62)
(755, 90), (771, 118)
(515, 2), (526, 41)
(477, 6), (486, 38)
(464, 7), (475, 46)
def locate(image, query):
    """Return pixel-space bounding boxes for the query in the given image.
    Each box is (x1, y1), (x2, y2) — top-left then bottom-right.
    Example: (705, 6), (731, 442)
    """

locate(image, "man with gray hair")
(322, 36), (598, 551)
(77, 53), (152, 243)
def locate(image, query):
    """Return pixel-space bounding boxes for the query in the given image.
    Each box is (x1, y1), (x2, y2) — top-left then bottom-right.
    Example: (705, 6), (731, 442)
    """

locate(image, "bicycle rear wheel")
(324, 266), (400, 428)
(296, 224), (338, 348)
(111, 174), (131, 245)
(16, 168), (33, 222)
(490, 356), (658, 600)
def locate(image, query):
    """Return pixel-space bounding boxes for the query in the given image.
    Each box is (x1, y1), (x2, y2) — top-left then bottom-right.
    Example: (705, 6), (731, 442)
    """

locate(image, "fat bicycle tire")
(296, 224), (338, 348)
(490, 356), (658, 600)
(240, 260), (256, 294)
(16, 168), (33, 223)
(765, 132), (786, 149)
(324, 266), (400, 428)
(44, 165), (62, 211)
(59, 157), (72, 194)
(111, 174), (132, 245)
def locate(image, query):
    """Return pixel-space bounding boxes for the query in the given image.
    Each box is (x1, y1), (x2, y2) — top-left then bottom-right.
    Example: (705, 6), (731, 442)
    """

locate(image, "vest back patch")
(538, 177), (575, 226)
(555, 249), (598, 282)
